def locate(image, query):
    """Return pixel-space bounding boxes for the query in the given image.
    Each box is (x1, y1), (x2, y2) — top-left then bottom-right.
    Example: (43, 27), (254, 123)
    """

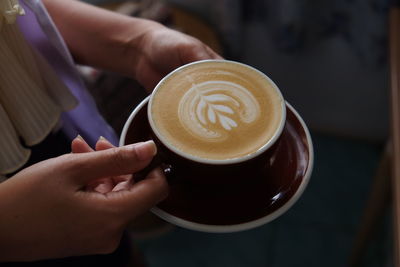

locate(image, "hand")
(0, 137), (168, 261)
(132, 24), (223, 90)
(72, 135), (136, 193)
(43, 0), (222, 91)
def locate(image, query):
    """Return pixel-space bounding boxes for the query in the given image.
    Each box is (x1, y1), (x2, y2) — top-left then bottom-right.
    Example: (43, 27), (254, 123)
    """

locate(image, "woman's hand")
(0, 137), (168, 261)
(43, 0), (222, 91)
(130, 24), (222, 90)
(72, 136), (137, 193)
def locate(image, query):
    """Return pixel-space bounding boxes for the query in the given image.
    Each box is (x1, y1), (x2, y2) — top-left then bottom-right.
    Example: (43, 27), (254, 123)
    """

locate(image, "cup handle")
(133, 155), (176, 185)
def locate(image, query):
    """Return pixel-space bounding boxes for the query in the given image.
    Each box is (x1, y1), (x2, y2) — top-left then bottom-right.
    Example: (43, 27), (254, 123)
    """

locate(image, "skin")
(0, 138), (167, 261)
(42, 0), (222, 90)
(0, 0), (221, 261)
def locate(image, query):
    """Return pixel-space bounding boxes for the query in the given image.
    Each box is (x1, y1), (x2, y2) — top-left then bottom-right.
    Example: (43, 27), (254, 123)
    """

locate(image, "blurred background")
(79, 0), (393, 266)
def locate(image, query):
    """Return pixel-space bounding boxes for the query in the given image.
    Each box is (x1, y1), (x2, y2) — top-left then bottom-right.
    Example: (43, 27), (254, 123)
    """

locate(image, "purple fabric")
(16, 0), (118, 147)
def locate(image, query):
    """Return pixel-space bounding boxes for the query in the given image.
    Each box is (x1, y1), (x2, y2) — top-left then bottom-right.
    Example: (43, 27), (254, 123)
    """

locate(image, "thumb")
(113, 167), (169, 220)
(68, 140), (157, 185)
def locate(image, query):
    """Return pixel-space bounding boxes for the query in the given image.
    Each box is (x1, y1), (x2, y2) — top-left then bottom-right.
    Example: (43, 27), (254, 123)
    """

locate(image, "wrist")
(43, 0), (162, 77)
(121, 18), (165, 79)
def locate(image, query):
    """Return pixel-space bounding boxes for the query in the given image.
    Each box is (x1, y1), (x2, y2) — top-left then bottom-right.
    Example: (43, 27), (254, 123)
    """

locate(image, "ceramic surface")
(120, 97), (313, 233)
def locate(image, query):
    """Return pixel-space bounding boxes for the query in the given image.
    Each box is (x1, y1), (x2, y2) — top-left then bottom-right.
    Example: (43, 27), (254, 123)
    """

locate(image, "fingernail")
(76, 134), (84, 141)
(98, 136), (110, 143)
(131, 140), (157, 161)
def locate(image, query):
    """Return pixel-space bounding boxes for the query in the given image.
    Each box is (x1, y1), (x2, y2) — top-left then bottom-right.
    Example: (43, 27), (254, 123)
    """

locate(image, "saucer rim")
(120, 96), (314, 233)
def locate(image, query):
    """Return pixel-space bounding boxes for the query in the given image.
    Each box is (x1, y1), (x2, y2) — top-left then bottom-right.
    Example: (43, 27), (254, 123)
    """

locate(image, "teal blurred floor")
(134, 133), (392, 267)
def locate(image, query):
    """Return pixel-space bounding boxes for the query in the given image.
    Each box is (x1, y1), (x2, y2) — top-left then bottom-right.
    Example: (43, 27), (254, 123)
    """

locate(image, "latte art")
(149, 60), (285, 161)
(178, 81), (260, 140)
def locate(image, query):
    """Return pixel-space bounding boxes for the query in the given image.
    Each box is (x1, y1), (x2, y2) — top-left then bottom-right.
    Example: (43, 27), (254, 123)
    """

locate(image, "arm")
(42, 0), (221, 90)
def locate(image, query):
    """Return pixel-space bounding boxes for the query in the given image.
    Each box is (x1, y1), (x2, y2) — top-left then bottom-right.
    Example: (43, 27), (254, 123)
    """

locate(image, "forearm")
(42, 0), (162, 77)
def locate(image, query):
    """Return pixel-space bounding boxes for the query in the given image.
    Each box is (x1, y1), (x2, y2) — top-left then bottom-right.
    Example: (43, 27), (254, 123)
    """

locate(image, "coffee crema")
(149, 60), (285, 161)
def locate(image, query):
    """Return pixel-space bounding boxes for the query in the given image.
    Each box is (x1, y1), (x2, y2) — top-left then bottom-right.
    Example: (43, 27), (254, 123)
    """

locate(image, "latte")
(148, 60), (285, 162)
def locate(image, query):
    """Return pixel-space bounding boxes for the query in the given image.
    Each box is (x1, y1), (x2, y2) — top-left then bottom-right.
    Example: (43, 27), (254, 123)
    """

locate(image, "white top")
(0, 1), (77, 175)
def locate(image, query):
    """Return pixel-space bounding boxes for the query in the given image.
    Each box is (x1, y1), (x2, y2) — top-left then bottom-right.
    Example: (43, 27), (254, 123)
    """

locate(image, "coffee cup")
(146, 60), (286, 183)
(120, 60), (313, 232)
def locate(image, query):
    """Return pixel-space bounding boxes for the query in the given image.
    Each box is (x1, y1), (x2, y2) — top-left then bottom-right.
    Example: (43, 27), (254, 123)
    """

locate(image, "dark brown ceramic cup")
(120, 60), (313, 232)
(120, 97), (313, 233)
(147, 60), (287, 169)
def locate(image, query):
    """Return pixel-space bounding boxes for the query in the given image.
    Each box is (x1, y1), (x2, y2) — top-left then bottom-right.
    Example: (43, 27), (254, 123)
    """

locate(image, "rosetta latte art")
(178, 81), (260, 140)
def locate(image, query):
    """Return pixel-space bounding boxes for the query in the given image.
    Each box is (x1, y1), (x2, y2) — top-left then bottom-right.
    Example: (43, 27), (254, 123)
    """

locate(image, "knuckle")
(56, 154), (81, 174)
(179, 40), (194, 49)
(177, 39), (198, 52)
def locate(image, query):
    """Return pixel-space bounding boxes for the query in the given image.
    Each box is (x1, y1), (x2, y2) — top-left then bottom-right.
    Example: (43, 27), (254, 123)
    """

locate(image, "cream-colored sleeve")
(0, 103), (30, 175)
(0, 32), (62, 146)
(0, 0), (78, 175)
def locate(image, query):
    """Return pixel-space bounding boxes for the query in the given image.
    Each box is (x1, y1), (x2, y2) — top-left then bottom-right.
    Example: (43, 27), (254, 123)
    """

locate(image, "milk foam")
(149, 60), (284, 161)
(178, 80), (260, 141)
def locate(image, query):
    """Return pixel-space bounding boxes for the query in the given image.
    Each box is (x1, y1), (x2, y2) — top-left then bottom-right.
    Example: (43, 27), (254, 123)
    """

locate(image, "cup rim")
(146, 59), (287, 165)
(119, 98), (313, 233)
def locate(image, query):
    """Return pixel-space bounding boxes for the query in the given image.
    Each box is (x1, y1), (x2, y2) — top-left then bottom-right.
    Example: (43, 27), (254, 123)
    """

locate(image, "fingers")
(71, 136), (134, 193)
(110, 167), (168, 220)
(69, 137), (167, 225)
(136, 57), (165, 92)
(204, 45), (223, 60)
(191, 43), (223, 61)
(71, 135), (93, 153)
(88, 179), (114, 194)
(93, 136), (132, 192)
(68, 140), (157, 185)
(72, 136), (114, 193)
(95, 136), (115, 151)
(94, 137), (132, 183)
(72, 135), (116, 153)
(179, 37), (223, 65)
